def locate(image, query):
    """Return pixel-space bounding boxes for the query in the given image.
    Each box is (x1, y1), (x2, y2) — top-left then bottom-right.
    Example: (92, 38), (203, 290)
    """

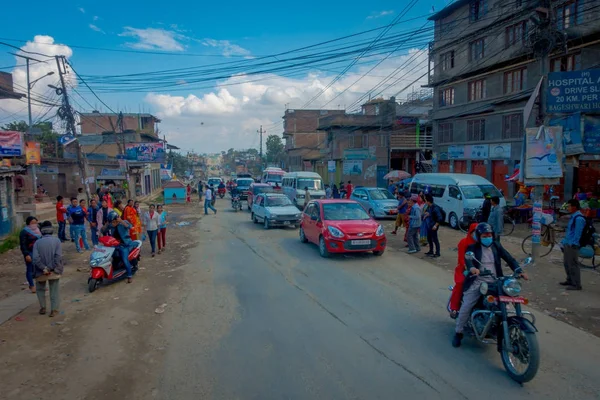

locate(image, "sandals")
(39, 307), (46, 315)
(127, 278), (133, 284)
(49, 310), (58, 318)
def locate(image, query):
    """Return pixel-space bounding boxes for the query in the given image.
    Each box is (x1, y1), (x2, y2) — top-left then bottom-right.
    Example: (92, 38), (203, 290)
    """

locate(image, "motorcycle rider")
(230, 183), (240, 207)
(452, 223), (528, 348)
(101, 211), (135, 284)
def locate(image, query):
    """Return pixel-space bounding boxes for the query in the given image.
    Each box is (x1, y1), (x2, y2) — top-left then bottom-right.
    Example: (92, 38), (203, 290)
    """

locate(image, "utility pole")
(54, 55), (91, 200)
(258, 125), (264, 169)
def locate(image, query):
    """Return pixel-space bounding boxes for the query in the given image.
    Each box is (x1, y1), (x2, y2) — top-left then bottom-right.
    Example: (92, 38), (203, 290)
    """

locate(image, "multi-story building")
(428, 0), (600, 197)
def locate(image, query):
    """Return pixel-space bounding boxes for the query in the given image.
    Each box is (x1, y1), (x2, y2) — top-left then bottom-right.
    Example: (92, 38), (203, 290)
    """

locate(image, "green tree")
(168, 151), (190, 177)
(265, 134), (284, 164)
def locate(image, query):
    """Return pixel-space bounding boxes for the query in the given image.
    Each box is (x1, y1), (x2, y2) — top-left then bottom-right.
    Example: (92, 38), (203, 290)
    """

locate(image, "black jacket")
(463, 242), (520, 292)
(481, 198), (492, 222)
(19, 228), (40, 258)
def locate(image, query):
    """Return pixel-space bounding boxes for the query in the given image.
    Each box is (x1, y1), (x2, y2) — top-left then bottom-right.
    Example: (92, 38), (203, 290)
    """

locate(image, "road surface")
(152, 205), (600, 399)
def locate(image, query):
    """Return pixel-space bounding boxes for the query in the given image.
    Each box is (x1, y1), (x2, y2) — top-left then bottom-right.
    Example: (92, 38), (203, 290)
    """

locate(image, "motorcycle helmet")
(107, 211), (119, 223)
(475, 222), (495, 246)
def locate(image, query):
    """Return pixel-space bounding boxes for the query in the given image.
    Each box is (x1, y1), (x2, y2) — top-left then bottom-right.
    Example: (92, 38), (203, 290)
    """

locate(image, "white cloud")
(200, 39), (251, 57)
(119, 27), (186, 51)
(367, 10), (394, 19)
(93, 15), (99, 21)
(78, 7), (85, 13)
(89, 24), (105, 34)
(144, 48), (429, 152)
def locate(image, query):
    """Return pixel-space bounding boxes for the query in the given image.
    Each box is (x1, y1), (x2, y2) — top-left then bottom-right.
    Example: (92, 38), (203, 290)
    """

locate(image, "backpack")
(574, 214), (595, 247)
(433, 204), (446, 223)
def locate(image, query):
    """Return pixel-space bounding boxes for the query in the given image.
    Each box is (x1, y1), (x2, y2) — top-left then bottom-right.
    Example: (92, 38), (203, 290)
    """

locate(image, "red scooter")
(88, 236), (142, 292)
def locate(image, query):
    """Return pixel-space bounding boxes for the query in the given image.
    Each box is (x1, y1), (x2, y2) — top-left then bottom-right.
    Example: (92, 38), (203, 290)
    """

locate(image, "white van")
(409, 173), (506, 229)
(262, 167), (285, 186)
(282, 172), (326, 208)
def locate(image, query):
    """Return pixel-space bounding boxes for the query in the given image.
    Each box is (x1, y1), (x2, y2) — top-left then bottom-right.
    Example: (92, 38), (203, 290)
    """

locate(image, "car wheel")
(264, 218), (270, 230)
(368, 209), (376, 219)
(449, 212), (458, 230)
(373, 250), (385, 256)
(319, 236), (330, 258)
(299, 227), (308, 243)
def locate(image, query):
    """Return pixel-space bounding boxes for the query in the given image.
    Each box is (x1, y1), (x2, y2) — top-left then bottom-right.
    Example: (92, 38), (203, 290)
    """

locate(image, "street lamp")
(30, 71), (54, 89)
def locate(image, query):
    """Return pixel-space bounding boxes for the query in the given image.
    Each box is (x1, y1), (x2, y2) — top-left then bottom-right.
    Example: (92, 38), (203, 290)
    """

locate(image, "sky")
(0, 0), (448, 153)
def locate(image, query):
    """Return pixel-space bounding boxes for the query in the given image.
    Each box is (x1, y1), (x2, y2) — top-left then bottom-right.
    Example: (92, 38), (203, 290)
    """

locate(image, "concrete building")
(428, 0), (600, 198)
(0, 72), (24, 100)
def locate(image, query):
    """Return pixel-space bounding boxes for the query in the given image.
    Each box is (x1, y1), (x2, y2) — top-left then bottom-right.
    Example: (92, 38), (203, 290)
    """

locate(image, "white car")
(251, 193), (302, 229)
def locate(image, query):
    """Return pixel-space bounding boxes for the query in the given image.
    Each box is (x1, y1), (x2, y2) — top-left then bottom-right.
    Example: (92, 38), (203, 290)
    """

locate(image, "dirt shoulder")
(0, 203), (203, 400)
(381, 219), (600, 338)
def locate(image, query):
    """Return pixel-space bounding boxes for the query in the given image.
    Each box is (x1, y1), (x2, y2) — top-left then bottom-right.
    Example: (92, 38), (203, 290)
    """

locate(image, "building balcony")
(390, 133), (433, 150)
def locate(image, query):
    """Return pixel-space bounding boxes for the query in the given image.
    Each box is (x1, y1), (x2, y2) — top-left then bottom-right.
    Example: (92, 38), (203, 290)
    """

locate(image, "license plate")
(389, 210), (397, 214)
(351, 239), (370, 245)
(499, 296), (528, 304)
(283, 221), (290, 225)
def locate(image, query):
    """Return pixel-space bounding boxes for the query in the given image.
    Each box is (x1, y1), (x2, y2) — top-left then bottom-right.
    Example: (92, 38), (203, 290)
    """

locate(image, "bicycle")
(520, 223), (562, 258)
(458, 208), (515, 236)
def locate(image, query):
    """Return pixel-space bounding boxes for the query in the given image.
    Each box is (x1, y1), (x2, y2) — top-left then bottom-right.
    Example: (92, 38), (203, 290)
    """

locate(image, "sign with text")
(343, 160), (363, 175)
(25, 142), (41, 165)
(466, 144), (489, 159)
(583, 115), (600, 154)
(0, 131), (23, 156)
(448, 145), (464, 160)
(125, 142), (165, 163)
(343, 148), (372, 160)
(489, 143), (511, 159)
(327, 160), (336, 172)
(547, 69), (600, 113)
(525, 126), (563, 179)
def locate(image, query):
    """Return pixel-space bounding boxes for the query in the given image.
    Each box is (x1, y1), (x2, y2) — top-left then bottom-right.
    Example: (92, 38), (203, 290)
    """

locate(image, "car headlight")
(376, 224), (384, 236)
(295, 213), (301, 218)
(463, 208), (477, 216)
(328, 226), (344, 238)
(298, 194), (305, 199)
(503, 278), (522, 297)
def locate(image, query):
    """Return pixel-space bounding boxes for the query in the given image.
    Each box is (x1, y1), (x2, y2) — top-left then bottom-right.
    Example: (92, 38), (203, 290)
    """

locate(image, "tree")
(169, 151), (190, 177)
(1, 120), (62, 157)
(265, 135), (284, 164)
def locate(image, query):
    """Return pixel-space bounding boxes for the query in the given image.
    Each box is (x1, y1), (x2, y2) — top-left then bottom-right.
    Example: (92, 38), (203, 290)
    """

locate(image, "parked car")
(282, 171), (326, 208)
(299, 200), (386, 258)
(247, 183), (274, 210)
(251, 193), (302, 229)
(350, 187), (399, 219)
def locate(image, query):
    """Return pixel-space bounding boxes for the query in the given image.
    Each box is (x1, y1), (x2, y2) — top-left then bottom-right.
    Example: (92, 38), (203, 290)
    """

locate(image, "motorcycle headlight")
(479, 281), (488, 295)
(327, 226), (344, 238)
(503, 278), (522, 297)
(376, 224), (384, 236)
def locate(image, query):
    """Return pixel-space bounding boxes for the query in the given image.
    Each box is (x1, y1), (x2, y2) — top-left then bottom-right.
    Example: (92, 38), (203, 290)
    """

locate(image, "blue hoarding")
(547, 69), (600, 113)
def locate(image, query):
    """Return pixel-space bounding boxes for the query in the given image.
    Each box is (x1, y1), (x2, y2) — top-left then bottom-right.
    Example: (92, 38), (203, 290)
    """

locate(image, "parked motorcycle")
(88, 236), (142, 293)
(448, 252), (539, 383)
(231, 196), (242, 212)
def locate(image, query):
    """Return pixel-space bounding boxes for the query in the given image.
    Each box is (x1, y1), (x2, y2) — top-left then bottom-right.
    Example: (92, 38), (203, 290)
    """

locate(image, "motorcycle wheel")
(88, 278), (99, 293)
(500, 325), (540, 383)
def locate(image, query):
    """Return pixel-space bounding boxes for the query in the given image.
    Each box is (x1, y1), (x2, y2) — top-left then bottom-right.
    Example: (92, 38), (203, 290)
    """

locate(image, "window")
(556, 0), (584, 30)
(437, 19), (456, 38)
(505, 21), (527, 48)
(440, 51), (455, 71)
(551, 53), (581, 72)
(349, 134), (355, 148)
(468, 79), (486, 101)
(438, 123), (454, 143)
(467, 119), (486, 141)
(439, 87), (455, 107)
(502, 114), (523, 139)
(470, 0), (488, 22)
(353, 189), (367, 200)
(449, 186), (462, 199)
(469, 38), (485, 61)
(362, 134), (368, 148)
(304, 203), (316, 217)
(504, 68), (527, 94)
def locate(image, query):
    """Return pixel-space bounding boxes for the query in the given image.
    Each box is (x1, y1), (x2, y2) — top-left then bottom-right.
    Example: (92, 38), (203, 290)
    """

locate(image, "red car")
(299, 199), (386, 258)
(247, 183), (274, 210)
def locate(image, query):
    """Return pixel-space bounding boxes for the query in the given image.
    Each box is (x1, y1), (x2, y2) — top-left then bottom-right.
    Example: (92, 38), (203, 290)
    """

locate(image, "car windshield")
(461, 185), (502, 199)
(266, 196), (292, 207)
(323, 203), (370, 221)
(298, 178), (323, 190)
(208, 179), (220, 185)
(266, 173), (283, 183)
(237, 179), (253, 186)
(370, 189), (395, 200)
(254, 186), (274, 194)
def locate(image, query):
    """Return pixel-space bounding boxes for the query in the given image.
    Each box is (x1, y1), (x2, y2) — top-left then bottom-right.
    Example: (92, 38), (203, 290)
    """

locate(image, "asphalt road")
(156, 203), (600, 400)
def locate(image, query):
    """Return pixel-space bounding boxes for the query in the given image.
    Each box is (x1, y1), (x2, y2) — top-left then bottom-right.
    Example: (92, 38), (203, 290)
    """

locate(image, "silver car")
(350, 187), (399, 219)
(251, 193), (302, 229)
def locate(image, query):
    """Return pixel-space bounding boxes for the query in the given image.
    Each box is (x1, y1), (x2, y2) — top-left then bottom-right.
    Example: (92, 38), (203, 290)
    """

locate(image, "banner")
(549, 113), (585, 155)
(160, 164), (173, 180)
(59, 134), (76, 147)
(125, 142), (165, 163)
(343, 160), (363, 175)
(583, 115), (600, 154)
(0, 131), (23, 156)
(25, 142), (41, 165)
(525, 126), (563, 180)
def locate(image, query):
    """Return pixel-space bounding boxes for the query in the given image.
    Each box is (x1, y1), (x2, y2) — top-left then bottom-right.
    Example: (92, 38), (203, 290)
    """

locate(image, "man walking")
(487, 196), (504, 243)
(407, 195), (422, 254)
(87, 198), (100, 246)
(561, 199), (586, 290)
(424, 194), (442, 258)
(67, 197), (90, 253)
(55, 196), (68, 242)
(32, 221), (63, 317)
(204, 185), (217, 215)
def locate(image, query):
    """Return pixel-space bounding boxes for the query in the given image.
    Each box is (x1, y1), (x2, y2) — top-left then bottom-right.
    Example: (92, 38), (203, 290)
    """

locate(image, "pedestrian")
(204, 185), (217, 215)
(55, 196), (67, 242)
(96, 198), (113, 238)
(345, 180), (353, 199)
(388, 180), (397, 195)
(102, 187), (113, 209)
(68, 197), (90, 253)
(19, 216), (42, 293)
(157, 204), (168, 254)
(198, 181), (203, 202)
(87, 198), (100, 246)
(304, 186), (311, 205)
(186, 184), (192, 203)
(66, 199), (76, 243)
(123, 200), (139, 240)
(332, 184), (339, 199)
(32, 221), (63, 317)
(407, 195), (422, 254)
(487, 196), (503, 243)
(560, 199), (586, 291)
(325, 184), (332, 199)
(418, 192), (428, 247)
(76, 187), (86, 203)
(143, 204), (160, 257)
(391, 191), (408, 235)
(424, 194), (442, 258)
(113, 200), (124, 218)
(480, 193), (492, 223)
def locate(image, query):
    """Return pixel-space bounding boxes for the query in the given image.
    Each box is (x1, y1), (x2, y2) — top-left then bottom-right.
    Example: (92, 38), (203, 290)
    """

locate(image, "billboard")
(125, 142), (165, 163)
(525, 126), (563, 179)
(547, 69), (600, 113)
(160, 164), (172, 180)
(0, 131), (23, 156)
(25, 142), (41, 165)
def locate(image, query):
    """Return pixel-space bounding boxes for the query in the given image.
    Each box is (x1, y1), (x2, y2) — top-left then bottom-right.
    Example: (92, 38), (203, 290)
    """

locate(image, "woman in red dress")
(448, 223), (478, 318)
(186, 184), (192, 203)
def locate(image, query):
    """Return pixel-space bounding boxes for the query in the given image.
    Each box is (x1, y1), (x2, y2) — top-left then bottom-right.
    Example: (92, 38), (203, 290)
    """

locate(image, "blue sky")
(0, 0), (447, 152)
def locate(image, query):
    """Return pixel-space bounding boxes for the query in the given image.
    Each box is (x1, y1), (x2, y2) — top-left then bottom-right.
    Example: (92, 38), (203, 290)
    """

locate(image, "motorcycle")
(448, 252), (539, 383)
(87, 236), (142, 293)
(231, 195), (242, 212)
(218, 187), (226, 198)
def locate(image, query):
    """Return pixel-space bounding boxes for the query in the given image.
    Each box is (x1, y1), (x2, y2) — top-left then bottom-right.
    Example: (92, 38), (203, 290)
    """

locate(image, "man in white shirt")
(204, 185), (217, 215)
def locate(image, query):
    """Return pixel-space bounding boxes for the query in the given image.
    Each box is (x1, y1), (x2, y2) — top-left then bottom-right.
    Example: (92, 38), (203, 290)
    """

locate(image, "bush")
(0, 232), (20, 254)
